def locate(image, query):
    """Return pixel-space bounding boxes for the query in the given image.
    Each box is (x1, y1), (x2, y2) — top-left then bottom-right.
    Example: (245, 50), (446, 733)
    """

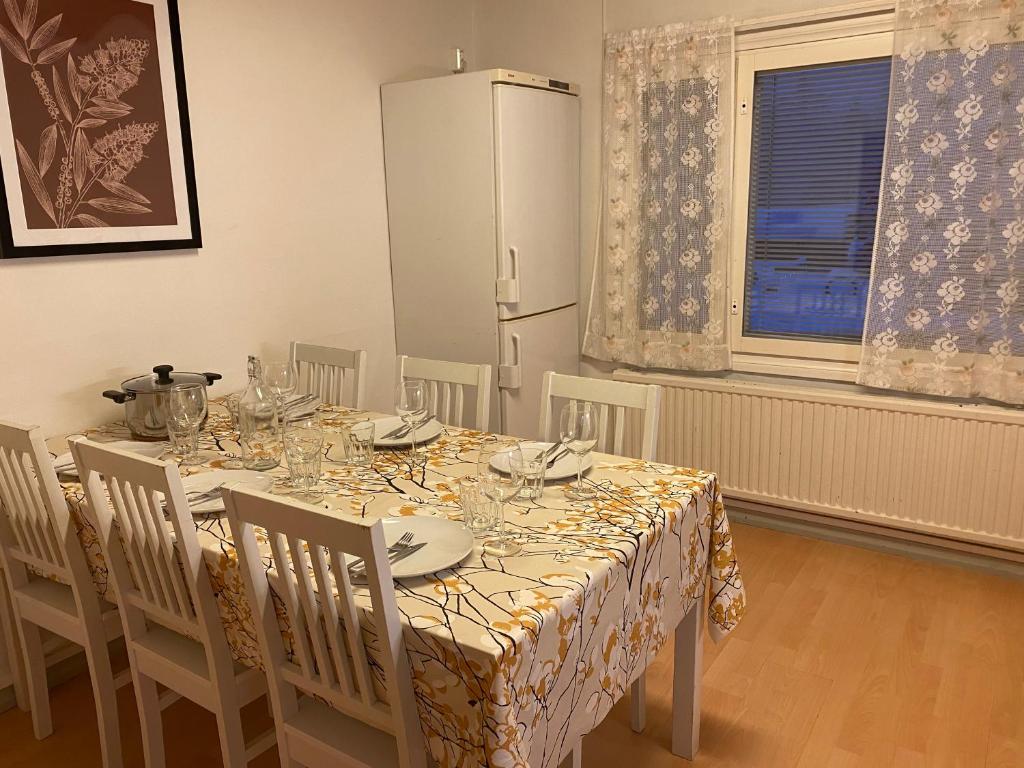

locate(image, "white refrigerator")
(381, 69), (580, 438)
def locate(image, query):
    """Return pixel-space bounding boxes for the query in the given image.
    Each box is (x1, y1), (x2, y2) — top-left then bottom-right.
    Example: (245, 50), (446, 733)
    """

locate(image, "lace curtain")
(859, 0), (1024, 404)
(583, 19), (734, 370)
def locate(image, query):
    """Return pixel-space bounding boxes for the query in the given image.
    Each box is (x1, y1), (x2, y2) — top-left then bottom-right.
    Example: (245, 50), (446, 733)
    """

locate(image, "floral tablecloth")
(51, 400), (746, 768)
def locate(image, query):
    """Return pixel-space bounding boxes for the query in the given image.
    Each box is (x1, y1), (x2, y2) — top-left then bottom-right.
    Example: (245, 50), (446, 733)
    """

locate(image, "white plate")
(181, 470), (273, 514)
(348, 516), (474, 579)
(53, 441), (168, 478)
(489, 441), (593, 481)
(371, 416), (443, 448)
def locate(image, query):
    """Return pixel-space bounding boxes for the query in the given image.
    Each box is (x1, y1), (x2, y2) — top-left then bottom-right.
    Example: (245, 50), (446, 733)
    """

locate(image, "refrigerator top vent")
(488, 69), (579, 95)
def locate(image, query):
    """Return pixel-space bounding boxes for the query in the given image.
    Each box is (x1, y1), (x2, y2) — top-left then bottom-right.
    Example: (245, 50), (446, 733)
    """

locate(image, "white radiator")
(614, 371), (1024, 552)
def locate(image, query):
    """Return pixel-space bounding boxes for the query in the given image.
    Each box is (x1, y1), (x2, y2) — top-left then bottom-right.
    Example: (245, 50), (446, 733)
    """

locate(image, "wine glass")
(167, 383), (207, 466)
(395, 379), (427, 457)
(559, 401), (597, 500)
(263, 361), (298, 411)
(283, 413), (325, 504)
(480, 442), (524, 557)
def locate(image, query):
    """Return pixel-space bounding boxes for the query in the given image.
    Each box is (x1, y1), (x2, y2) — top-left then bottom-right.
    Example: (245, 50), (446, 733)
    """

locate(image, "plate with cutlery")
(371, 415), (443, 448)
(489, 441), (593, 481)
(181, 470), (273, 514)
(345, 516), (474, 579)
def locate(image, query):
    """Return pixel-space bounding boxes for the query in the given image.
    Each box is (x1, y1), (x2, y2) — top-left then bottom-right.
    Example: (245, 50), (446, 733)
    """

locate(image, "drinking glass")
(395, 379), (427, 456)
(221, 393), (243, 469)
(456, 475), (496, 535)
(511, 444), (547, 501)
(263, 361), (298, 411)
(480, 442), (524, 557)
(167, 383), (207, 466)
(284, 413), (324, 504)
(559, 401), (598, 500)
(342, 421), (375, 467)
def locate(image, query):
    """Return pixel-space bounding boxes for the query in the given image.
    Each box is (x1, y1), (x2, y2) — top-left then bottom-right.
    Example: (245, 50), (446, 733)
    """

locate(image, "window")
(732, 33), (894, 366)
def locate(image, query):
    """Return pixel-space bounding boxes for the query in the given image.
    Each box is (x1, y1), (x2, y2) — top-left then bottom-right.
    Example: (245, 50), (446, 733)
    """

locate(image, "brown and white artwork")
(0, 0), (199, 258)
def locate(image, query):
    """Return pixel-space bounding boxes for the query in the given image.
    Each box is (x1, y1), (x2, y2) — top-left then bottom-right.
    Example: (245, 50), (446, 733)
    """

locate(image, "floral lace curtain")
(583, 19), (734, 370)
(860, 0), (1024, 404)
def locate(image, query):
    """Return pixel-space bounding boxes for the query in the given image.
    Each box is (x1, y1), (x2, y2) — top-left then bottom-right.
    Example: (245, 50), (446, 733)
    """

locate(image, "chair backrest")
(0, 421), (80, 585)
(222, 487), (425, 765)
(396, 355), (492, 430)
(290, 342), (367, 409)
(69, 439), (221, 643)
(538, 372), (662, 460)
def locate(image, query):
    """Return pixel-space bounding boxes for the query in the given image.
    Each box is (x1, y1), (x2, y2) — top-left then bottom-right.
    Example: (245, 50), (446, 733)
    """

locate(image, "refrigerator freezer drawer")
(498, 305), (579, 440)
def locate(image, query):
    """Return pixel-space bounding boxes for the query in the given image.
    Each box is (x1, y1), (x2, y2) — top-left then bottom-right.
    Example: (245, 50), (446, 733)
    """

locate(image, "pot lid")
(121, 365), (213, 394)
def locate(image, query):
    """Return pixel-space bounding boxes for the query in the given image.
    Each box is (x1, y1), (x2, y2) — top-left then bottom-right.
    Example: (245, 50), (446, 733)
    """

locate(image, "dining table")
(46, 397), (747, 768)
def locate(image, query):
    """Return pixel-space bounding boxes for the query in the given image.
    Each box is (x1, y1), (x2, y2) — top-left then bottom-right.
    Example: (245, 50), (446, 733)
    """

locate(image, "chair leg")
(215, 705), (248, 768)
(132, 670), (166, 768)
(16, 619), (52, 739)
(82, 632), (124, 768)
(0, 576), (28, 711)
(630, 674), (646, 733)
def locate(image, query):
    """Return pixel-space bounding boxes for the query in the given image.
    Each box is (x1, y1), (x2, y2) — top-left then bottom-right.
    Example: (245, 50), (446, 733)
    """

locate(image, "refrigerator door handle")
(498, 331), (523, 390)
(496, 246), (521, 305)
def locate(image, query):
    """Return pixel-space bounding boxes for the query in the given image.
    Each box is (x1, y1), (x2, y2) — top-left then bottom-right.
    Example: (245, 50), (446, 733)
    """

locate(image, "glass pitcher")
(238, 355), (281, 470)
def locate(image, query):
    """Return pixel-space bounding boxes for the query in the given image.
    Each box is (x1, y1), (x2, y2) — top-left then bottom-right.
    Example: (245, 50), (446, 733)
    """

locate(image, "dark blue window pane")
(744, 58), (891, 342)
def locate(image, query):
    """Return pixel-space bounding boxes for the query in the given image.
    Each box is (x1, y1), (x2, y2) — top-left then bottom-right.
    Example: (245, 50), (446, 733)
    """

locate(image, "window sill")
(729, 352), (859, 383)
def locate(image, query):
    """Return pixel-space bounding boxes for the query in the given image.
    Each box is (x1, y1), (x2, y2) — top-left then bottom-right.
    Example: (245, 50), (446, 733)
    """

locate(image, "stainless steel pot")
(103, 365), (222, 440)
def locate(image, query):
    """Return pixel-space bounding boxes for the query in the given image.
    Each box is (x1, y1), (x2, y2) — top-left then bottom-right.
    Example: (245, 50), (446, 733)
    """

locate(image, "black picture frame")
(0, 0), (200, 259)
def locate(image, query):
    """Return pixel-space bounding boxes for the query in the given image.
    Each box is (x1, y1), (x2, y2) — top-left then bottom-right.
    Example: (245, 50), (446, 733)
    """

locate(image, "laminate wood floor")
(1, 522), (1021, 767)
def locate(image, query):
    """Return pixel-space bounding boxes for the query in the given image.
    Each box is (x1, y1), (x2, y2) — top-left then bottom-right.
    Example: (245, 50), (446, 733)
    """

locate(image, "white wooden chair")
(396, 355), (492, 430)
(538, 372), (661, 734)
(221, 486), (427, 768)
(290, 341), (368, 409)
(69, 438), (274, 768)
(538, 372), (661, 461)
(0, 421), (128, 768)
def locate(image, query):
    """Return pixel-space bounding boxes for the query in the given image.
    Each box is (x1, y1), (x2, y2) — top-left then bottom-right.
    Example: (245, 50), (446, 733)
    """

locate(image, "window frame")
(730, 30), (895, 372)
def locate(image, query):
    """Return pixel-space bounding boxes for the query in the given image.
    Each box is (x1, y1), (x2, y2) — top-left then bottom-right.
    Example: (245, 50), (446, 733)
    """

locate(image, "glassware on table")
(238, 355), (282, 471)
(479, 442), (524, 557)
(166, 383), (207, 466)
(456, 475), (497, 535)
(284, 413), (325, 504)
(341, 420), (375, 467)
(262, 361), (298, 412)
(394, 379), (427, 456)
(510, 444), (547, 501)
(221, 392), (244, 469)
(559, 401), (598, 500)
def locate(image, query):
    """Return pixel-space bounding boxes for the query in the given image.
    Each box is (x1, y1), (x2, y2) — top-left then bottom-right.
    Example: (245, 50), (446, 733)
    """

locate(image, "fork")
(347, 531), (414, 573)
(383, 414), (434, 439)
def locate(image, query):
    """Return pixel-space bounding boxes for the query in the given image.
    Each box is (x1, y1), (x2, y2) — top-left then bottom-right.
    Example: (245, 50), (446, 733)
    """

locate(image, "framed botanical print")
(0, 0), (200, 258)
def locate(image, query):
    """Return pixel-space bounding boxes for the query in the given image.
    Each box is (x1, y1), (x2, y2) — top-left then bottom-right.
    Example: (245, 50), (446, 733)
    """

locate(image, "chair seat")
(15, 577), (77, 616)
(284, 696), (399, 768)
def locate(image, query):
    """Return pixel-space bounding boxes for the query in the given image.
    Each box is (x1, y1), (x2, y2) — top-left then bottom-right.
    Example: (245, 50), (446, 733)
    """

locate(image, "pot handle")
(102, 390), (134, 404)
(204, 372), (222, 386)
(153, 365), (174, 385)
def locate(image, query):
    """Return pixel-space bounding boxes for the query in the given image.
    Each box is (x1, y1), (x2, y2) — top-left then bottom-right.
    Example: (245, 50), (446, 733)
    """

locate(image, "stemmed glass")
(559, 401), (598, 500)
(395, 379), (427, 457)
(167, 383), (207, 466)
(480, 442), (524, 557)
(262, 361), (298, 412)
(283, 413), (325, 504)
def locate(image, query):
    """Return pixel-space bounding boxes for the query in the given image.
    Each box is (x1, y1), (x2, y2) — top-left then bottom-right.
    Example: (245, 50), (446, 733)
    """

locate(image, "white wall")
(0, 0), (474, 436)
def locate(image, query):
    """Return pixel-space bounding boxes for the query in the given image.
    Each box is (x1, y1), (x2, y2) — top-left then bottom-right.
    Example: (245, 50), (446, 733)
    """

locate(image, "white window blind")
(743, 57), (891, 343)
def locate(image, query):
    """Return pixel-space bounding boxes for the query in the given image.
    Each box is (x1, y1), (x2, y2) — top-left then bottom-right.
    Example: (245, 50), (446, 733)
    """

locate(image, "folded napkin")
(282, 393), (321, 419)
(52, 440), (168, 476)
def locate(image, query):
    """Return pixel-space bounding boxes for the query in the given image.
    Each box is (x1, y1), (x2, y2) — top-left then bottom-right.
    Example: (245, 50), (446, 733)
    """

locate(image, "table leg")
(630, 674), (646, 732)
(558, 739), (582, 768)
(671, 596), (704, 760)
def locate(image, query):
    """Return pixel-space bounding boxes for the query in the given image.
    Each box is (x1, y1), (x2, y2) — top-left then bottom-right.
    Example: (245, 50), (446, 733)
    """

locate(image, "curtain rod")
(735, 0), (895, 35)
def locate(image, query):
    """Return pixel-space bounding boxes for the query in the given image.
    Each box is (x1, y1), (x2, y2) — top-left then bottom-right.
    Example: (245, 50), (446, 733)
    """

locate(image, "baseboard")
(726, 496), (1024, 581)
